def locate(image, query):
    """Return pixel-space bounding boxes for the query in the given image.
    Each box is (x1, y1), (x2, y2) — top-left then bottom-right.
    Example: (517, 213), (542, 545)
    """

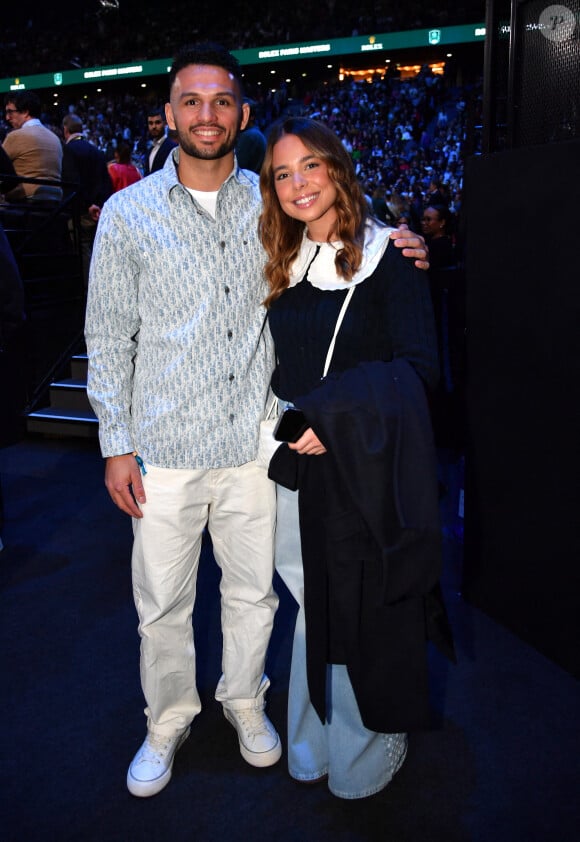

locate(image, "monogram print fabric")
(85, 151), (274, 468)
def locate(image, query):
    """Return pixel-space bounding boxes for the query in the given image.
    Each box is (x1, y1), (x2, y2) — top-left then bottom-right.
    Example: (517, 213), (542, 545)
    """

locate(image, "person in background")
(421, 203), (464, 449)
(61, 113), (113, 285)
(420, 204), (455, 270)
(420, 203), (456, 371)
(259, 117), (455, 800)
(235, 98), (266, 173)
(425, 177), (449, 208)
(142, 108), (177, 176)
(408, 187), (424, 234)
(2, 92), (63, 205)
(370, 184), (390, 224)
(107, 142), (142, 192)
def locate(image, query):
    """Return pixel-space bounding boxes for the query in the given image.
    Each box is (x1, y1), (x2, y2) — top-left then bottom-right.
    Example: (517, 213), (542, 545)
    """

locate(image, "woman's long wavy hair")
(259, 117), (369, 307)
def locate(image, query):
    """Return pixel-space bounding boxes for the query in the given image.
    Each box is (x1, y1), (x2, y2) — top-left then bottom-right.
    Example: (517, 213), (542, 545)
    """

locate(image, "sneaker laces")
(234, 708), (272, 740)
(139, 733), (172, 765)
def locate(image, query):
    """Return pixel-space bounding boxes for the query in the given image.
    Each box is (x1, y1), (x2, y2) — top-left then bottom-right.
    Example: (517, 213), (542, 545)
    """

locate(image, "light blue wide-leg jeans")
(275, 483), (407, 799)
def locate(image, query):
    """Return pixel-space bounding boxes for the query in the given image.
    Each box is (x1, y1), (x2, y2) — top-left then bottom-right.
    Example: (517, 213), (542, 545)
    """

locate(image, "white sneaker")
(127, 727), (190, 797)
(223, 705), (281, 768)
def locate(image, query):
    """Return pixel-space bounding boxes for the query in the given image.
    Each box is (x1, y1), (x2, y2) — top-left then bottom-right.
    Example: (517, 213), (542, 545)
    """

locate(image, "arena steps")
(25, 354), (99, 439)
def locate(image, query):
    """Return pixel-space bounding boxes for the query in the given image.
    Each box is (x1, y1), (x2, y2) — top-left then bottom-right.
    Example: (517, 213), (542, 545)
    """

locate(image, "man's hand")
(390, 224), (430, 271)
(105, 453), (146, 518)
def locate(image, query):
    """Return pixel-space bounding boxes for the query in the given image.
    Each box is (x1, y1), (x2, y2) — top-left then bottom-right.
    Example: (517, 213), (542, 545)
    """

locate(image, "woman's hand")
(288, 427), (327, 455)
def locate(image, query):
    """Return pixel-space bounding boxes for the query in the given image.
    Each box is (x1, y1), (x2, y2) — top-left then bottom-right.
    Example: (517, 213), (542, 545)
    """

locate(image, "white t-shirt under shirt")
(185, 187), (219, 218)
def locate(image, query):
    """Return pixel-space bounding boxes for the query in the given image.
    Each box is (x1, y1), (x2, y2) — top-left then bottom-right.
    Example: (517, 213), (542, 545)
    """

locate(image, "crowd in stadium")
(2, 0), (485, 77)
(1, 1), (485, 241)
(1, 71), (478, 235)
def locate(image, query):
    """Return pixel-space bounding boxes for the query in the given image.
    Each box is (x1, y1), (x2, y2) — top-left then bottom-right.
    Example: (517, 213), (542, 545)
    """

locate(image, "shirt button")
(220, 241), (226, 249)
(224, 286), (230, 294)
(227, 330), (233, 339)
(229, 373), (235, 381)
(229, 413), (235, 422)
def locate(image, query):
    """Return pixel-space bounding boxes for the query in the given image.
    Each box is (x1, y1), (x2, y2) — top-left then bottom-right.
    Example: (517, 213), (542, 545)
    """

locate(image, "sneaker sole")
(127, 727), (190, 798)
(223, 709), (282, 768)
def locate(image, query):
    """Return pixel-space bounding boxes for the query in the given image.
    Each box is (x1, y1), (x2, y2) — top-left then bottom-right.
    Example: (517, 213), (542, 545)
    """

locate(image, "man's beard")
(176, 125), (238, 161)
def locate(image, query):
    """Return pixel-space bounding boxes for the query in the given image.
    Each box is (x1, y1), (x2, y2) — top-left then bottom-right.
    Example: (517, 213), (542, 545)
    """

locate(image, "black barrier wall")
(462, 139), (580, 676)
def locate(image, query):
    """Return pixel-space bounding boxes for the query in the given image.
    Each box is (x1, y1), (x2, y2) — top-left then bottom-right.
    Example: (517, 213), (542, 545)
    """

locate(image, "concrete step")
(70, 354), (88, 380)
(26, 406), (98, 438)
(49, 379), (92, 411)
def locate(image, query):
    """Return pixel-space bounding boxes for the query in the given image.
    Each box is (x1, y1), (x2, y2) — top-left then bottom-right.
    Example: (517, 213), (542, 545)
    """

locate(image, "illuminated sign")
(0, 23), (486, 93)
(83, 65), (143, 79)
(258, 45), (331, 59)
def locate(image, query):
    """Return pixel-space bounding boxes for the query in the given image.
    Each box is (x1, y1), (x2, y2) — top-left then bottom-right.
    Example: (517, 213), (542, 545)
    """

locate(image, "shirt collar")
(162, 147), (257, 197)
(21, 118), (42, 129)
(289, 218), (393, 290)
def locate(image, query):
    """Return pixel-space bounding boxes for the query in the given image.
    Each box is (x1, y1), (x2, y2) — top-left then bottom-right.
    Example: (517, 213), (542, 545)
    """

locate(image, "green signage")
(0, 24), (485, 94)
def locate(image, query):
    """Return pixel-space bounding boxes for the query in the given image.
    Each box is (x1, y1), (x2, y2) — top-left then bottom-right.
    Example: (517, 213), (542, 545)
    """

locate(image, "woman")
(259, 118), (454, 799)
(107, 142), (142, 192)
(420, 203), (462, 445)
(420, 204), (455, 271)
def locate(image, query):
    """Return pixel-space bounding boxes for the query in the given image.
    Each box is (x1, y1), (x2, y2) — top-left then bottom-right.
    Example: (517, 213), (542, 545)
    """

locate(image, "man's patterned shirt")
(85, 149), (274, 468)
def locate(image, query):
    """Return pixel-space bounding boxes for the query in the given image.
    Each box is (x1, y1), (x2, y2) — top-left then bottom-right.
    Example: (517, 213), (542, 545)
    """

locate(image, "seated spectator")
(2, 92), (63, 204)
(107, 142), (142, 192)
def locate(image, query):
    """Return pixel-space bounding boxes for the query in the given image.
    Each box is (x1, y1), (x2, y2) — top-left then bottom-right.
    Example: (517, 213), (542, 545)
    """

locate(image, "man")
(235, 98), (266, 173)
(86, 42), (280, 800)
(85, 41), (428, 800)
(2, 92), (62, 204)
(61, 113), (112, 284)
(142, 108), (177, 176)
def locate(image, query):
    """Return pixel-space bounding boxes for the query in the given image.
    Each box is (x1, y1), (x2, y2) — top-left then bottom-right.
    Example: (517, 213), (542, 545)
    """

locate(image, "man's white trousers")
(131, 460), (278, 736)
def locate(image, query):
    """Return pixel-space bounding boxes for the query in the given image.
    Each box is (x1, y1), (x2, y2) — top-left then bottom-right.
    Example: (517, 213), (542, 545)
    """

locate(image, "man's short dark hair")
(5, 91), (42, 118)
(147, 107), (166, 121)
(63, 113), (84, 134)
(168, 42), (244, 96)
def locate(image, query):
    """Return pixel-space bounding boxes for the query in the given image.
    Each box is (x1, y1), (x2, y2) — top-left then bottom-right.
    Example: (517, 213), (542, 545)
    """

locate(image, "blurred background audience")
(1, 1), (485, 77)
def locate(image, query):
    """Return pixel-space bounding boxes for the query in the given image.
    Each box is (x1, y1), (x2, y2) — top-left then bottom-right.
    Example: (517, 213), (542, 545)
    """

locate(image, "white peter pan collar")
(288, 219), (395, 290)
